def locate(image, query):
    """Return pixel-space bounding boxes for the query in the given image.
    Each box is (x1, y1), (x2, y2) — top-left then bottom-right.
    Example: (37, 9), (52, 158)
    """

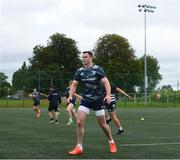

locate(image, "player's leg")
(68, 105), (89, 155)
(54, 106), (59, 124)
(48, 106), (54, 123)
(94, 99), (114, 140)
(33, 106), (37, 117)
(94, 98), (117, 153)
(54, 112), (59, 124)
(33, 100), (41, 118)
(66, 103), (74, 125)
(33, 104), (40, 118)
(36, 105), (41, 118)
(96, 110), (117, 153)
(110, 111), (124, 134)
(104, 103), (113, 124)
(108, 102), (124, 134)
(76, 107), (89, 144)
(33, 101), (38, 117)
(48, 111), (54, 123)
(105, 112), (112, 124)
(96, 110), (113, 140)
(72, 108), (77, 119)
(33, 106), (38, 112)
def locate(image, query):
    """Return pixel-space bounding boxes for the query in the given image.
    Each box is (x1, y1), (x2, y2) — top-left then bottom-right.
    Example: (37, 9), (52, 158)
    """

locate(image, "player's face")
(82, 53), (92, 66)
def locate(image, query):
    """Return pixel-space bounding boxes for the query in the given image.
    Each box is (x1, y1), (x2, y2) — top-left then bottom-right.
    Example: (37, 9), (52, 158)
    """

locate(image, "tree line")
(1, 33), (163, 97)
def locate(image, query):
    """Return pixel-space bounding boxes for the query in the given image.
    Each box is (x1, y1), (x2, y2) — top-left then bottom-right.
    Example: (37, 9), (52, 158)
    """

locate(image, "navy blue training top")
(74, 64), (105, 102)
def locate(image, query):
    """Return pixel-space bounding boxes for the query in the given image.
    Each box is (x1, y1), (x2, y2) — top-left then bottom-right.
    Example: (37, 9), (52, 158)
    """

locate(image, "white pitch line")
(0, 148), (18, 151)
(145, 121), (180, 126)
(121, 142), (180, 147)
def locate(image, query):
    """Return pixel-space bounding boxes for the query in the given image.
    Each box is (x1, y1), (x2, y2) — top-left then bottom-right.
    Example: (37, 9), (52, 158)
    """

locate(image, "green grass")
(118, 101), (180, 108)
(0, 99), (67, 108)
(0, 99), (37, 108)
(0, 98), (179, 108)
(0, 108), (180, 159)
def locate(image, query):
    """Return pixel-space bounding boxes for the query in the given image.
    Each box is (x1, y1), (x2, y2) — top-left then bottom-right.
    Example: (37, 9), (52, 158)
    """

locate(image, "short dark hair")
(82, 51), (93, 57)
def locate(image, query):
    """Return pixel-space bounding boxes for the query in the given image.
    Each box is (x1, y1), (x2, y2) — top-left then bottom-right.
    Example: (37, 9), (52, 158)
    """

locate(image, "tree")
(138, 55), (162, 92)
(93, 34), (162, 93)
(12, 62), (29, 90)
(48, 33), (82, 72)
(161, 85), (173, 91)
(93, 34), (137, 92)
(0, 72), (11, 97)
(13, 33), (82, 92)
(29, 33), (82, 72)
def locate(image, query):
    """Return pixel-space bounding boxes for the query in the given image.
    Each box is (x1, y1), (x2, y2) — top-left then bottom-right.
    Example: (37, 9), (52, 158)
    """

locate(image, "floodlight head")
(149, 5), (156, 9)
(138, 4), (156, 13)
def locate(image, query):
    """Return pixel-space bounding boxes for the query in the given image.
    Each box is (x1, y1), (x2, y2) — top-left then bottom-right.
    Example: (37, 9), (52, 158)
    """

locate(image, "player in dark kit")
(67, 51), (117, 155)
(29, 88), (43, 118)
(48, 86), (61, 124)
(103, 82), (132, 134)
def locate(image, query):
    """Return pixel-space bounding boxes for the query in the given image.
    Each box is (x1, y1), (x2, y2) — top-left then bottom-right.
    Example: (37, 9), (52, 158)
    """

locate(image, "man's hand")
(104, 95), (111, 104)
(67, 97), (73, 104)
(128, 96), (133, 100)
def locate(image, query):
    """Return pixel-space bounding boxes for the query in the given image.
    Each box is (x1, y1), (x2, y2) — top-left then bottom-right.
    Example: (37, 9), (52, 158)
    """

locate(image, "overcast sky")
(0, 0), (180, 90)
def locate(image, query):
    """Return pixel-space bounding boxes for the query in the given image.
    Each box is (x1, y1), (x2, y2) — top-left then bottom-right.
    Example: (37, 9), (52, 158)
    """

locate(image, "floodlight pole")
(38, 70), (41, 92)
(8, 88), (10, 97)
(138, 4), (156, 105)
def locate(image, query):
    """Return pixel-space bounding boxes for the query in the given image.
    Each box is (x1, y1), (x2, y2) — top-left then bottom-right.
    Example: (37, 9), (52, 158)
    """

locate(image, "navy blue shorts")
(105, 101), (116, 112)
(80, 98), (104, 111)
(48, 105), (59, 112)
(67, 97), (76, 106)
(34, 101), (40, 106)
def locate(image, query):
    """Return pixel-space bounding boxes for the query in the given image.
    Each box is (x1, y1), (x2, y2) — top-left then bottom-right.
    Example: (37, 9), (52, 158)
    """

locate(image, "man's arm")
(101, 77), (111, 104)
(29, 92), (35, 98)
(47, 92), (51, 101)
(59, 93), (62, 104)
(67, 80), (79, 103)
(116, 87), (132, 99)
(40, 92), (48, 97)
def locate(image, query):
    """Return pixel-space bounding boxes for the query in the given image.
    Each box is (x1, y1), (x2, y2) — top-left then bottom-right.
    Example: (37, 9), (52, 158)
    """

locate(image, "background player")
(29, 88), (43, 118)
(103, 82), (132, 134)
(48, 86), (61, 124)
(65, 80), (82, 125)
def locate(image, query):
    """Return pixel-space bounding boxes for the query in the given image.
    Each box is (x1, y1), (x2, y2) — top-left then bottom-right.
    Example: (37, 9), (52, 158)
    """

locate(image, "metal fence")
(0, 91), (179, 108)
(117, 91), (180, 107)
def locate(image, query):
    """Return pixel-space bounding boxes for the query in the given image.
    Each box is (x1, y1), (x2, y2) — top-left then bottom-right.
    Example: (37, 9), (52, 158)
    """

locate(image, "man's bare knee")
(77, 119), (84, 128)
(99, 123), (107, 129)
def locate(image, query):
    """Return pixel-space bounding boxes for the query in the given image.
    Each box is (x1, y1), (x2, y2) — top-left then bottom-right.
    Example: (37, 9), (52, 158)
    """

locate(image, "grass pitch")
(0, 107), (180, 159)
